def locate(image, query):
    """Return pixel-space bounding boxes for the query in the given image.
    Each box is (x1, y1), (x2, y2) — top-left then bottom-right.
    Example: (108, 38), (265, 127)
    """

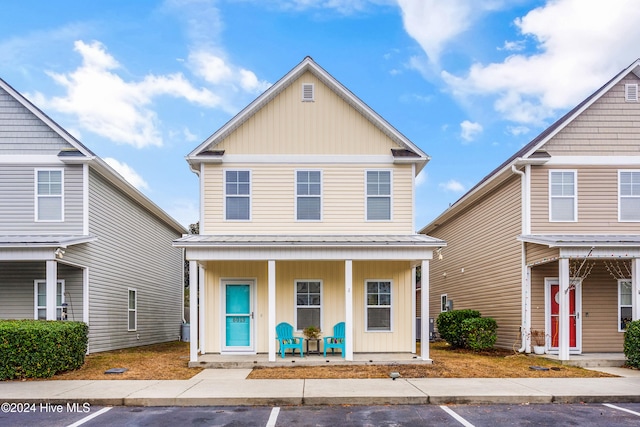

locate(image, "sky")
(2, 0), (640, 230)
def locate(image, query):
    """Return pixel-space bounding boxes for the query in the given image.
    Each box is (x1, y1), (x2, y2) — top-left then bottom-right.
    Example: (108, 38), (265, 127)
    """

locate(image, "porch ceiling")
(0, 235), (96, 248)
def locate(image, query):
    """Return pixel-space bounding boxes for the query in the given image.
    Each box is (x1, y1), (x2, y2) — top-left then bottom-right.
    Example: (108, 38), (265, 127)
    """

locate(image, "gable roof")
(421, 58), (640, 234)
(186, 56), (430, 173)
(0, 77), (186, 234)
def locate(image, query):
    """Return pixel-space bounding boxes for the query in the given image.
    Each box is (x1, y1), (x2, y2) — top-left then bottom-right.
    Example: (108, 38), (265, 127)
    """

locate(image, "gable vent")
(302, 83), (314, 102)
(625, 83), (638, 102)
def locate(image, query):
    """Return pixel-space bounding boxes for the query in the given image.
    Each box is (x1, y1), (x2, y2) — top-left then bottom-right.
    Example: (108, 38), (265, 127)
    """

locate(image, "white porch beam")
(411, 266), (416, 354)
(633, 258), (640, 321)
(345, 260), (354, 361)
(558, 258), (570, 361)
(420, 260), (430, 361)
(45, 260), (57, 321)
(189, 260), (198, 363)
(268, 260), (276, 362)
(198, 265), (206, 353)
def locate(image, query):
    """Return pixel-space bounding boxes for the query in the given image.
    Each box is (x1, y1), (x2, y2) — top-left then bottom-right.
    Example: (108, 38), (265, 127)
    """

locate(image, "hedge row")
(624, 320), (640, 368)
(0, 320), (88, 380)
(436, 309), (497, 351)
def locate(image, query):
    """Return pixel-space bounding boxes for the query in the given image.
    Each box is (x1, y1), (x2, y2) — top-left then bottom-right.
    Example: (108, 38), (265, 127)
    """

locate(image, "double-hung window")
(296, 170), (321, 220)
(549, 170), (576, 222)
(34, 280), (64, 320)
(619, 171), (640, 221)
(366, 280), (392, 331)
(619, 279), (632, 331)
(128, 288), (137, 331)
(366, 170), (391, 220)
(295, 281), (321, 330)
(225, 170), (251, 220)
(35, 169), (63, 221)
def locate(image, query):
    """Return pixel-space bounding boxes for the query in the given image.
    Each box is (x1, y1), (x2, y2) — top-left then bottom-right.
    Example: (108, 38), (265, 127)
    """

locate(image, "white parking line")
(66, 407), (112, 427)
(440, 405), (475, 427)
(266, 406), (280, 427)
(603, 403), (640, 417)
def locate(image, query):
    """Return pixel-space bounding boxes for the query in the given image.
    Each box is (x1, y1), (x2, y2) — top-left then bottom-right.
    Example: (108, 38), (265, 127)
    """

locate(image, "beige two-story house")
(421, 59), (640, 362)
(174, 57), (444, 363)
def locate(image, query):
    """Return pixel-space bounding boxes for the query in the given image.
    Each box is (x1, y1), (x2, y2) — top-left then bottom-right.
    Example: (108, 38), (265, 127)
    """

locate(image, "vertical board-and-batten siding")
(203, 163), (414, 234)
(427, 176), (522, 349)
(214, 71), (395, 155)
(64, 169), (183, 353)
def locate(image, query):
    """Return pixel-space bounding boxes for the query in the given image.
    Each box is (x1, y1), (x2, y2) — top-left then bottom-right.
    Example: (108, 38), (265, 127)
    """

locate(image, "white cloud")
(248, 0), (395, 14)
(506, 125), (530, 136)
(439, 0), (640, 125)
(499, 40), (526, 52)
(460, 120), (483, 142)
(167, 198), (200, 228)
(38, 40), (219, 148)
(415, 170), (427, 186)
(104, 157), (149, 191)
(439, 179), (465, 193)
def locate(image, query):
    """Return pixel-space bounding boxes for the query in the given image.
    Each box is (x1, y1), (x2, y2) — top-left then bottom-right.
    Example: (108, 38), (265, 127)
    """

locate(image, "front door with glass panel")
(222, 281), (255, 353)
(546, 278), (581, 354)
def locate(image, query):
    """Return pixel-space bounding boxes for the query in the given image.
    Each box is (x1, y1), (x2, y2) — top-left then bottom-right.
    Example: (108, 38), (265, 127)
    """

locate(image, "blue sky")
(2, 0), (640, 229)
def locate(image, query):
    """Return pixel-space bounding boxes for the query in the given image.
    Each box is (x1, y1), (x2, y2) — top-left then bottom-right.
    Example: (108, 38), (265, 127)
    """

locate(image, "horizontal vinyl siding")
(526, 243), (559, 266)
(530, 165), (640, 233)
(0, 164), (84, 234)
(215, 71), (396, 156)
(543, 74), (640, 156)
(203, 163), (414, 234)
(65, 169), (183, 353)
(428, 176), (523, 349)
(202, 260), (413, 354)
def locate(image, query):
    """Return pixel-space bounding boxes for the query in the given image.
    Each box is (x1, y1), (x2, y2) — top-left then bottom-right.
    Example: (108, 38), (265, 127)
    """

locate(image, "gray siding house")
(0, 77), (186, 353)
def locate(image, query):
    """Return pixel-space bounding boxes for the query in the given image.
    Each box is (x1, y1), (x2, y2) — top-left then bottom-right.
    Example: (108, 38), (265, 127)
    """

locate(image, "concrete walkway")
(1, 367), (640, 406)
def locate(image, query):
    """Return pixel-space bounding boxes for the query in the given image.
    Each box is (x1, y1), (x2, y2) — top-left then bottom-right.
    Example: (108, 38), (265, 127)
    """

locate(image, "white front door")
(221, 280), (255, 353)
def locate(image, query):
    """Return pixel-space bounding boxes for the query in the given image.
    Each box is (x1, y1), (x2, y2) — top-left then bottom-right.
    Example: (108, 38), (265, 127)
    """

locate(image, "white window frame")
(365, 170), (392, 221)
(619, 279), (633, 332)
(128, 288), (137, 332)
(441, 294), (448, 312)
(619, 170), (640, 222)
(365, 280), (393, 332)
(549, 170), (577, 222)
(35, 168), (64, 222)
(294, 280), (323, 332)
(295, 170), (322, 221)
(34, 279), (64, 320)
(224, 169), (251, 221)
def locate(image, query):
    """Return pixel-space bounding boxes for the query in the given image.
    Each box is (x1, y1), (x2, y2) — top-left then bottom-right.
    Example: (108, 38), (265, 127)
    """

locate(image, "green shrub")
(624, 320), (640, 368)
(461, 317), (498, 351)
(0, 320), (88, 380)
(436, 309), (481, 348)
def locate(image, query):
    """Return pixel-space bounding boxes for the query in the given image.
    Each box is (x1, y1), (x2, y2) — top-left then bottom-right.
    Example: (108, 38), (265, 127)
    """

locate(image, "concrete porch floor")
(541, 353), (626, 368)
(189, 351), (430, 369)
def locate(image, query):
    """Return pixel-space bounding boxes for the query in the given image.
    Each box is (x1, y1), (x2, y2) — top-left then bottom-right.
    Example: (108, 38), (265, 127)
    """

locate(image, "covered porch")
(519, 235), (640, 362)
(174, 234), (445, 364)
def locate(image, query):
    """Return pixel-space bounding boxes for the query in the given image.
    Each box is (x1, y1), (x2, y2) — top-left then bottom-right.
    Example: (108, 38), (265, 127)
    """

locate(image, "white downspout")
(512, 164), (529, 352)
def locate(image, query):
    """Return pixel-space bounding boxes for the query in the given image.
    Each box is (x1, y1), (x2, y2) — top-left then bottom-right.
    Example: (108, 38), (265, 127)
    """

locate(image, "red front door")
(550, 283), (577, 348)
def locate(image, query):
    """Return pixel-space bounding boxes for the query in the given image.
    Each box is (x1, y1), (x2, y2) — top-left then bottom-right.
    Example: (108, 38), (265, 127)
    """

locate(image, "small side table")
(306, 338), (321, 355)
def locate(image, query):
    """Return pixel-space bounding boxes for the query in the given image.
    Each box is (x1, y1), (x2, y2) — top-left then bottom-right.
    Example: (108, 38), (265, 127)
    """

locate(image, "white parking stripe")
(266, 406), (280, 427)
(440, 405), (475, 427)
(603, 403), (640, 417)
(66, 407), (112, 427)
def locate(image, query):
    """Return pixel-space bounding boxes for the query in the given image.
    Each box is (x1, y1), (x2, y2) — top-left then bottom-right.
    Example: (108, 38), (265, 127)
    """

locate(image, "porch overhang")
(0, 235), (97, 261)
(518, 234), (640, 258)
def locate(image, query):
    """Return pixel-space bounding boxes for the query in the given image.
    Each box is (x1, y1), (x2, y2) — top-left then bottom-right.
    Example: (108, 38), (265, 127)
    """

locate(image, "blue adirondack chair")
(323, 322), (345, 357)
(276, 322), (304, 358)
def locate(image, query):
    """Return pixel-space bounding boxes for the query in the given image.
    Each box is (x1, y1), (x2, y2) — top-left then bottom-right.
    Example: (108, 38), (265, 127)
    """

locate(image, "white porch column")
(45, 260), (57, 320)
(633, 258), (640, 321)
(411, 266), (417, 354)
(268, 260), (276, 362)
(345, 260), (354, 361)
(558, 258), (570, 361)
(189, 260), (198, 363)
(420, 260), (430, 361)
(198, 265), (206, 353)
(82, 267), (89, 324)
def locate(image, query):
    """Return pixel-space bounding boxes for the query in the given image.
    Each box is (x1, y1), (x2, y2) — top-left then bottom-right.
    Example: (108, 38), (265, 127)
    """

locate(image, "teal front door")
(222, 281), (254, 352)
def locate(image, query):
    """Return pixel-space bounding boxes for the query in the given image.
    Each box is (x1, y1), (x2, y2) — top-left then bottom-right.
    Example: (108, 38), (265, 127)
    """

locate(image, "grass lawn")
(48, 341), (617, 381)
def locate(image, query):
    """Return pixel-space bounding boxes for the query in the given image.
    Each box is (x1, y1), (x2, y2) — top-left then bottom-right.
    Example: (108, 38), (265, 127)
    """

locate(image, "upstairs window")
(35, 169), (63, 221)
(225, 170), (251, 220)
(295, 280), (322, 331)
(619, 171), (640, 221)
(296, 170), (321, 220)
(549, 170), (576, 222)
(366, 170), (391, 221)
